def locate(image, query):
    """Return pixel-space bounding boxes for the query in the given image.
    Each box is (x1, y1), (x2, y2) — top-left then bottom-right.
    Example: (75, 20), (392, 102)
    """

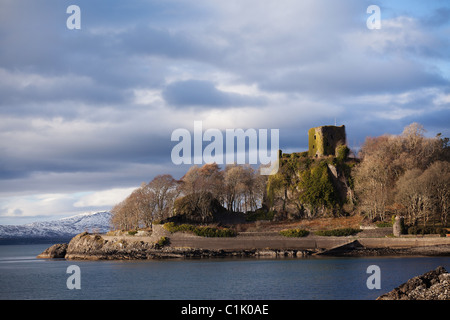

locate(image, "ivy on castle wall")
(308, 126), (346, 157)
(298, 161), (341, 210)
(265, 151), (352, 216)
(308, 128), (321, 157)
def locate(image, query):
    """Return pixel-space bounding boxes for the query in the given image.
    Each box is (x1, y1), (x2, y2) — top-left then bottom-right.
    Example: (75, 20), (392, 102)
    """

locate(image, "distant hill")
(0, 211), (111, 242)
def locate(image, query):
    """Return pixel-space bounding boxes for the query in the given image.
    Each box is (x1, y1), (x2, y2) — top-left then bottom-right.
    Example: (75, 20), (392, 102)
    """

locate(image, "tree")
(240, 165), (266, 212)
(111, 198), (139, 231)
(353, 123), (449, 222)
(266, 170), (287, 212)
(178, 164), (224, 222)
(395, 168), (427, 226)
(398, 122), (444, 171)
(353, 135), (396, 220)
(147, 174), (179, 222)
(420, 161), (450, 226)
(129, 185), (156, 228)
(110, 174), (180, 230)
(395, 163), (450, 228)
(224, 164), (245, 212)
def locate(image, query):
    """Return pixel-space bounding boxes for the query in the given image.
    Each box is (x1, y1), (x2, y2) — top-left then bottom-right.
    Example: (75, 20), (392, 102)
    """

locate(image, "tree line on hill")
(111, 163), (266, 230)
(110, 122), (449, 231)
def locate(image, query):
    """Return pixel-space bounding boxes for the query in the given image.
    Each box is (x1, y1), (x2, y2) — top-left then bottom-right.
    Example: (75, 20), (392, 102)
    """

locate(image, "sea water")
(1, 244), (449, 300)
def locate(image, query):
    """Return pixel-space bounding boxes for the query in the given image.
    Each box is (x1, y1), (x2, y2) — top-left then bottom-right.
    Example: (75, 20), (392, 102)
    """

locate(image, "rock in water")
(377, 266), (450, 300)
(36, 243), (68, 258)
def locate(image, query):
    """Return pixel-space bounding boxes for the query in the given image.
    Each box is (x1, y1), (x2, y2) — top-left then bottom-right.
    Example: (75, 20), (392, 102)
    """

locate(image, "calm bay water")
(1, 244), (449, 300)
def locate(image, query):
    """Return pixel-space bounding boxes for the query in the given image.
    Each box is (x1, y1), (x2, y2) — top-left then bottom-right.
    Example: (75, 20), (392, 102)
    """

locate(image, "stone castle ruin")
(308, 125), (346, 158)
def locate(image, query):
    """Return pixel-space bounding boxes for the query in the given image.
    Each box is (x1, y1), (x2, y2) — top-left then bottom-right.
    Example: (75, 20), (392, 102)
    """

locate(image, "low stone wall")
(151, 224), (171, 238)
(359, 237), (450, 248)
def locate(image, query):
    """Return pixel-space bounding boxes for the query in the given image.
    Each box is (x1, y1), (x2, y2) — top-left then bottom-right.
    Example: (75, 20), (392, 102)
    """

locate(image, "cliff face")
(377, 266), (450, 300)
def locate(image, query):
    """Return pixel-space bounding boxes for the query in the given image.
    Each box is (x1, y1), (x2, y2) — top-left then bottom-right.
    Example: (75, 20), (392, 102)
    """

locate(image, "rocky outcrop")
(36, 243), (68, 258)
(64, 232), (157, 260)
(377, 266), (450, 300)
(38, 230), (450, 260)
(37, 231), (313, 260)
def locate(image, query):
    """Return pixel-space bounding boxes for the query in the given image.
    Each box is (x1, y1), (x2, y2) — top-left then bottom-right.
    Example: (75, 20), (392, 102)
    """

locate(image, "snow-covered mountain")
(0, 211), (112, 239)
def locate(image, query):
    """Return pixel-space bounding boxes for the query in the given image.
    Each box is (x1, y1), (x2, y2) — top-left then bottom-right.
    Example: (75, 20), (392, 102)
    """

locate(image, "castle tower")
(308, 125), (346, 157)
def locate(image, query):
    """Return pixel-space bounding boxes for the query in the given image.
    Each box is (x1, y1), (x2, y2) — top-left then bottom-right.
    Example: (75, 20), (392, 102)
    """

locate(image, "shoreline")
(36, 227), (450, 260)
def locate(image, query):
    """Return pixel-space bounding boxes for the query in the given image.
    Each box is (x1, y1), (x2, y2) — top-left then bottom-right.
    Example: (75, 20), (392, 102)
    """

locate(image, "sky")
(1, 0), (449, 224)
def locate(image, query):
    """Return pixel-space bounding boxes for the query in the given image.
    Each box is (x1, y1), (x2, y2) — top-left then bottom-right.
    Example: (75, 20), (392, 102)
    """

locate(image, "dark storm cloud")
(0, 123), (178, 196)
(0, 71), (127, 111)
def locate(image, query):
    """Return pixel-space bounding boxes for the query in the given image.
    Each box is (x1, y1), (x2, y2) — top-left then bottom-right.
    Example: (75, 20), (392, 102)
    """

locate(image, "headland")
(37, 222), (450, 260)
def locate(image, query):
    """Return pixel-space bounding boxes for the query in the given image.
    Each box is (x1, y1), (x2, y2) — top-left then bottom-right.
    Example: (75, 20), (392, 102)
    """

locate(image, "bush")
(128, 230), (138, 236)
(336, 145), (350, 162)
(163, 222), (236, 237)
(163, 222), (175, 232)
(279, 229), (310, 237)
(315, 228), (361, 237)
(407, 226), (447, 236)
(164, 222), (195, 233)
(246, 209), (275, 221)
(155, 236), (169, 248)
(193, 226), (237, 237)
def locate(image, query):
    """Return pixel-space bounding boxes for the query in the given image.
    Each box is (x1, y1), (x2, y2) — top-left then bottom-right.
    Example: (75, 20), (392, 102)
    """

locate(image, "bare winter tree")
(417, 161), (450, 227)
(395, 168), (427, 226)
(224, 164), (245, 212)
(178, 164), (223, 222)
(110, 174), (180, 230)
(354, 122), (449, 223)
(353, 135), (398, 221)
(147, 174), (180, 222)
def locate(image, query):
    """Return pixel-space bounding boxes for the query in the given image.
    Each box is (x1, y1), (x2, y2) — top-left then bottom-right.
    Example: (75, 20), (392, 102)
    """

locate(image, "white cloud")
(0, 193), (78, 219)
(133, 89), (164, 105)
(73, 187), (135, 208)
